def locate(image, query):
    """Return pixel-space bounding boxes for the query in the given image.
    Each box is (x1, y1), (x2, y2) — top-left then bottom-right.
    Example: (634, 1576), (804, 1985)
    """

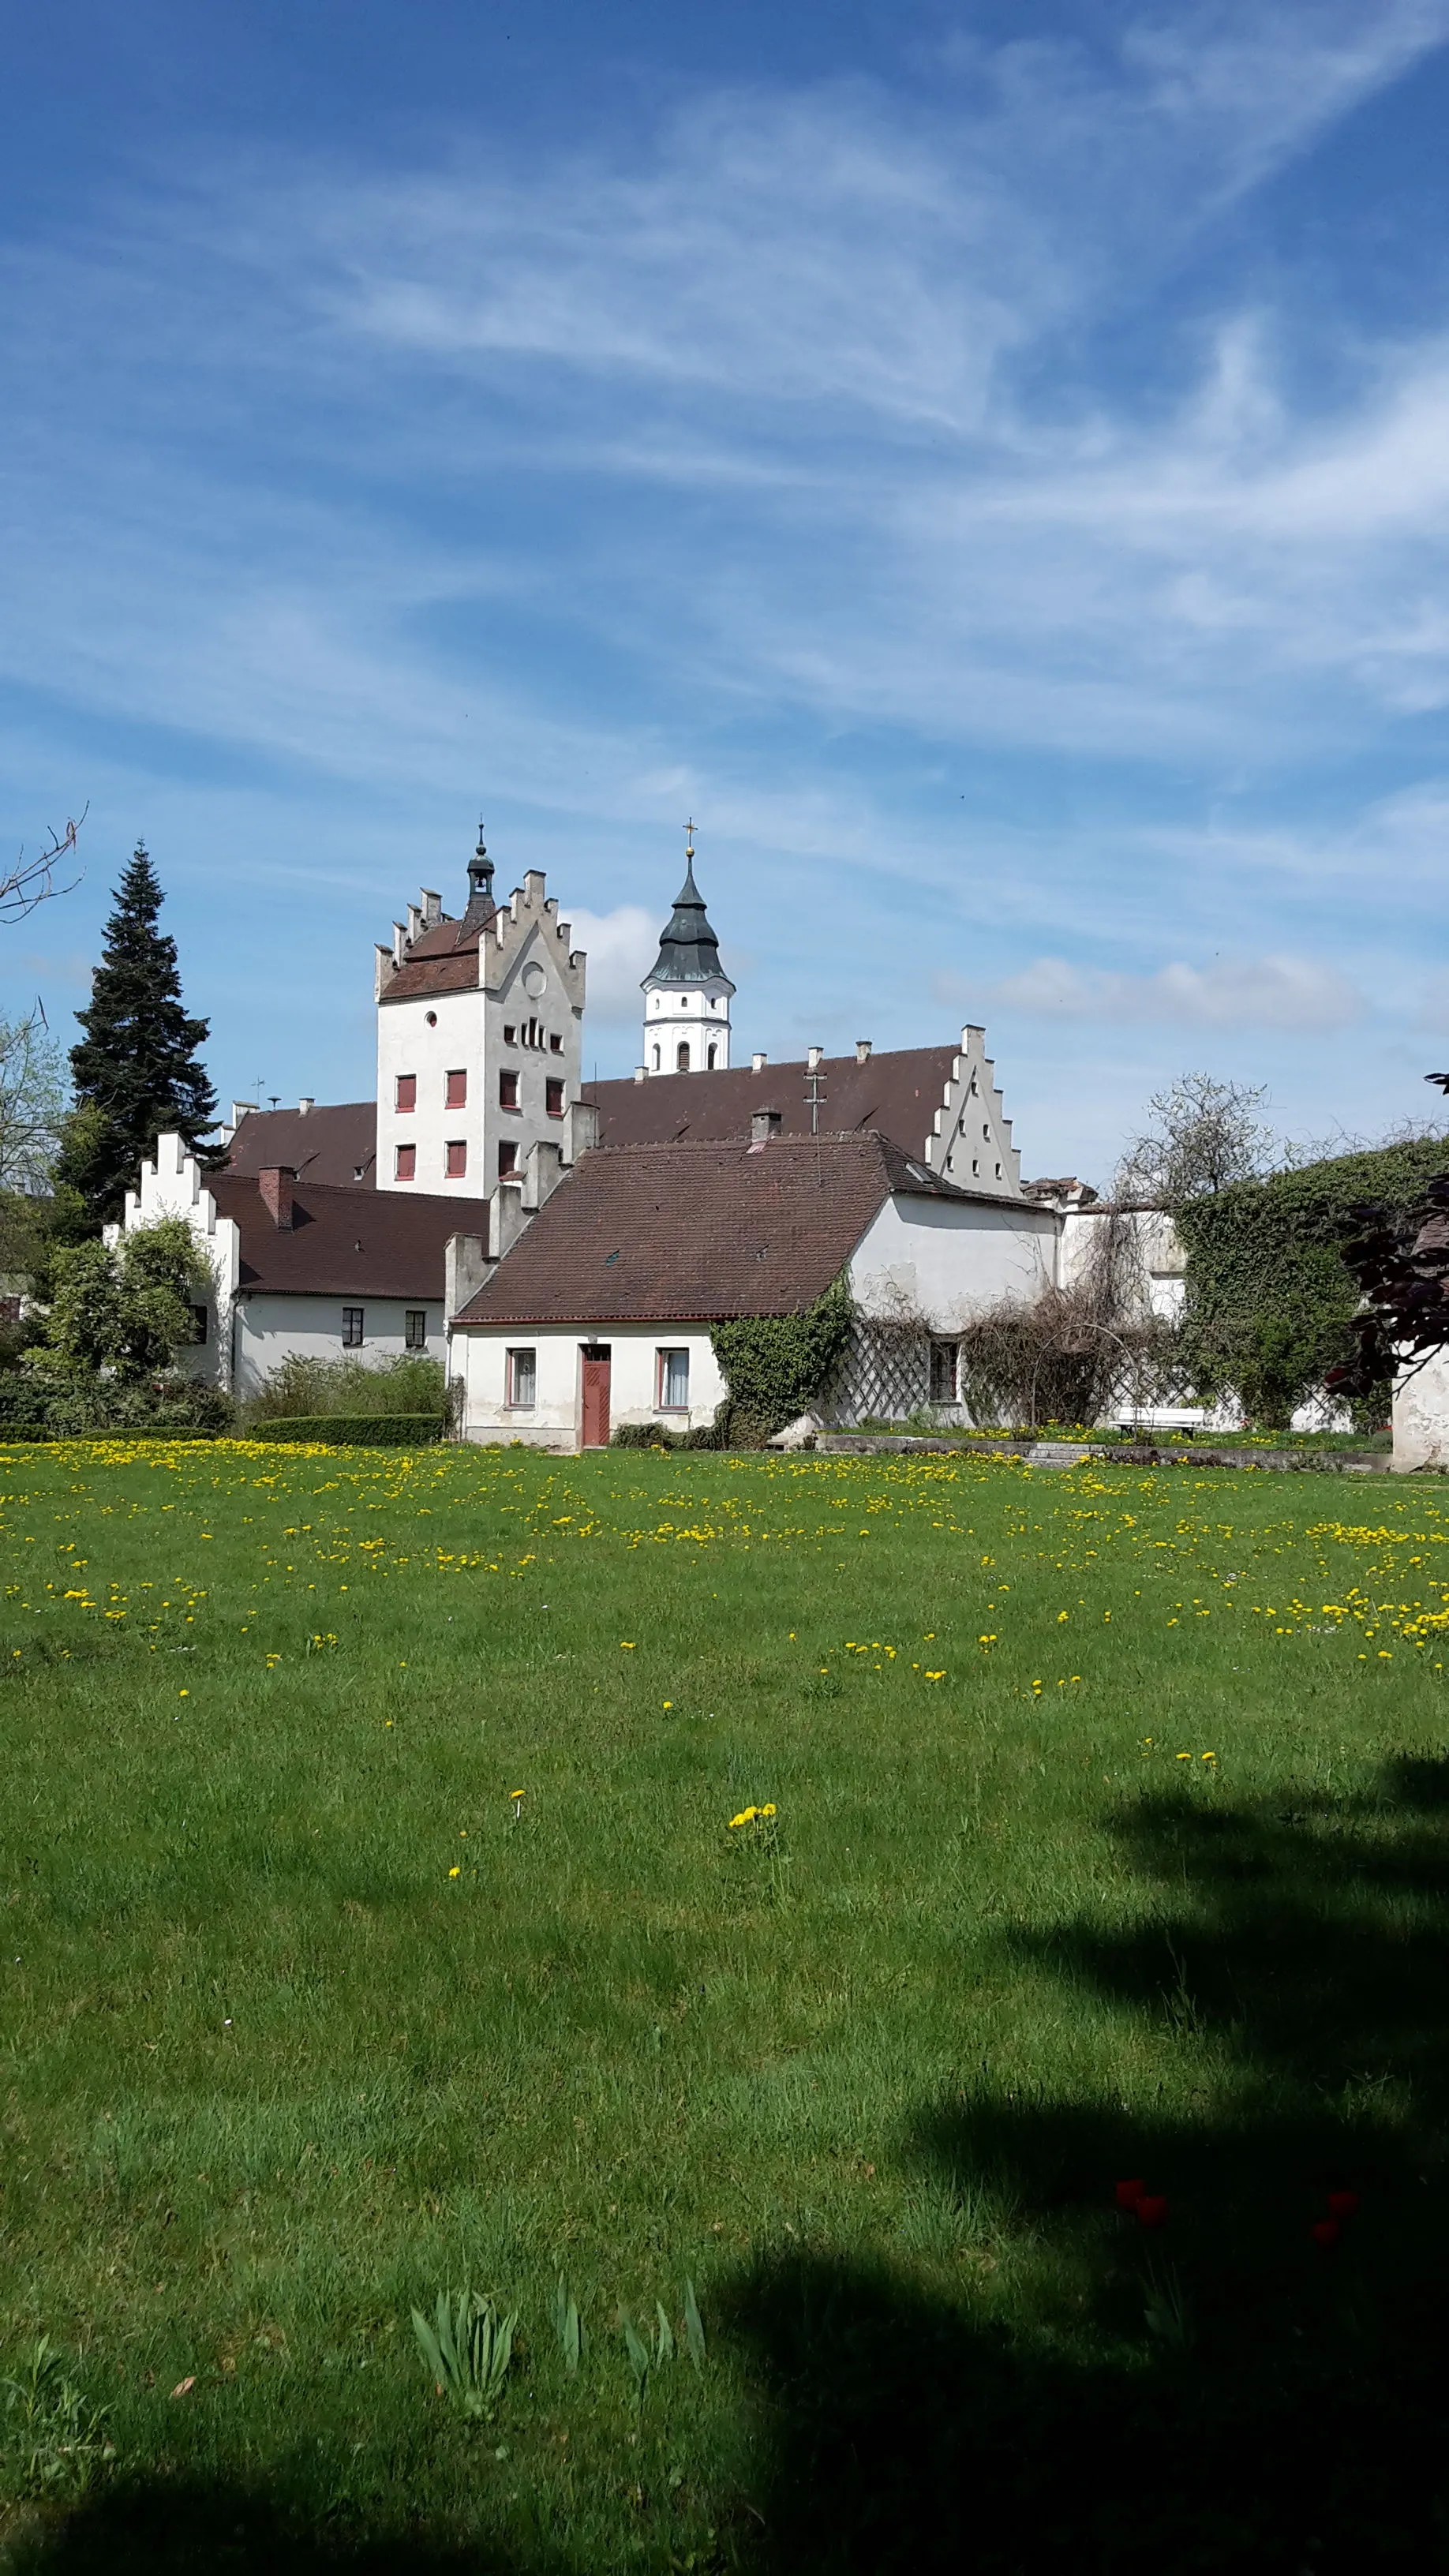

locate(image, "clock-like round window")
(522, 962), (547, 999)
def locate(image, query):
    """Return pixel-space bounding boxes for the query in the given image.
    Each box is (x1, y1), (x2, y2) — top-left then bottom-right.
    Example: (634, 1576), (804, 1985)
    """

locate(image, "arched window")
(676, 1042), (690, 1072)
(706, 1044), (717, 1069)
(652, 1044), (661, 1069)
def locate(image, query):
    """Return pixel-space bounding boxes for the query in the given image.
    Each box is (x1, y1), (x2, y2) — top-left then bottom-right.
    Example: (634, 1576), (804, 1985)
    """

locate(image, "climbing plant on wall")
(1176, 1133), (1449, 1427)
(710, 1274), (856, 1446)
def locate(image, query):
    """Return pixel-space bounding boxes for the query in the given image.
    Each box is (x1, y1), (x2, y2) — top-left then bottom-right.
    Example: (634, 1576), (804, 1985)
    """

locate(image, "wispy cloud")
(975, 953), (1365, 1032)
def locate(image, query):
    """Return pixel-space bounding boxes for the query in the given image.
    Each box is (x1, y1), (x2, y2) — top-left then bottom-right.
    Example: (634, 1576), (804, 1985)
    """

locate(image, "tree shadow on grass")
(1, 2471), (561, 2576)
(721, 1754), (1449, 2574)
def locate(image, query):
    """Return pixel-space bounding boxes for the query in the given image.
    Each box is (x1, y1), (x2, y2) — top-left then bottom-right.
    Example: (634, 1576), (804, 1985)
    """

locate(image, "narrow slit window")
(929, 1340), (958, 1404)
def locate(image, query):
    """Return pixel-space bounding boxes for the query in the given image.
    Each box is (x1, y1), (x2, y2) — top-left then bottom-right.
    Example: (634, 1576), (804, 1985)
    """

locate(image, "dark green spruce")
(56, 842), (217, 1227)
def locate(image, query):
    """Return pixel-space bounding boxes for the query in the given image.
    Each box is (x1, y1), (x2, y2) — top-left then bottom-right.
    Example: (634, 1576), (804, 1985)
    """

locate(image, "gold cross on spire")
(683, 818), (696, 859)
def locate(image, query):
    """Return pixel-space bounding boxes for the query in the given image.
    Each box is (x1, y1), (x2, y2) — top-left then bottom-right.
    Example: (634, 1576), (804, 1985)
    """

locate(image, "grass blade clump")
(410, 2290), (516, 2421)
(552, 2275), (582, 2376)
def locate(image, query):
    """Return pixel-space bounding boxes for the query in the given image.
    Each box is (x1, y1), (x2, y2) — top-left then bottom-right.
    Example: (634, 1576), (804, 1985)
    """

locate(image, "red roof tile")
(581, 1046), (960, 1157)
(210, 1174), (492, 1300)
(453, 1133), (966, 1327)
(225, 1103), (376, 1188)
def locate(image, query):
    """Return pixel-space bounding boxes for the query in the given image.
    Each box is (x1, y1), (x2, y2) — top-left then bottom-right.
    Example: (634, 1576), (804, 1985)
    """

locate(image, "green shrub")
(1177, 1134), (1449, 1428)
(0, 1372), (232, 1440)
(245, 1353), (446, 1422)
(248, 1413), (444, 1447)
(611, 1417), (724, 1451)
(710, 1275), (855, 1445)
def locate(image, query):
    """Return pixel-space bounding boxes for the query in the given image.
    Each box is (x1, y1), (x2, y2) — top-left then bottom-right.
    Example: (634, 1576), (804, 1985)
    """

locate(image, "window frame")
(444, 1139), (468, 1179)
(445, 1068), (468, 1109)
(545, 1076), (564, 1118)
(405, 1309), (427, 1350)
(342, 1307), (365, 1349)
(657, 1346), (691, 1412)
(928, 1339), (958, 1405)
(506, 1346), (537, 1409)
(395, 1073), (416, 1114)
(394, 1142), (416, 1181)
(499, 1068), (519, 1110)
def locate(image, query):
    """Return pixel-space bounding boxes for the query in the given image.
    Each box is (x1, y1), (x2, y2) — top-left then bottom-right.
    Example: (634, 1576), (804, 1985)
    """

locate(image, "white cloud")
(560, 904), (657, 1026)
(974, 953), (1365, 1032)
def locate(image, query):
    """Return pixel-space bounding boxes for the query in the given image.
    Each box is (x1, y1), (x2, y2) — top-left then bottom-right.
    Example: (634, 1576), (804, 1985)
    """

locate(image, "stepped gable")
(452, 1132), (967, 1327)
(582, 1044), (959, 1156)
(226, 1103), (376, 1188)
(209, 1173), (491, 1299)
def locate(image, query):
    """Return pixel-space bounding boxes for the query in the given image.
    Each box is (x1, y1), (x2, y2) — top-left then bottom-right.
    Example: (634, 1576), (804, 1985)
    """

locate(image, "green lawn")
(2, 1436), (1447, 2573)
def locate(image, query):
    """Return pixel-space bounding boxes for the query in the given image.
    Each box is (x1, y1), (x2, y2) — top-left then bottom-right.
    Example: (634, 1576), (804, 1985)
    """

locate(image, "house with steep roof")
(447, 1126), (1058, 1447)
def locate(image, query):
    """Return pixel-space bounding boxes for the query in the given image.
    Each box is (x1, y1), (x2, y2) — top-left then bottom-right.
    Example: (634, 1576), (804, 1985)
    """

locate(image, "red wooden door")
(581, 1350), (612, 1448)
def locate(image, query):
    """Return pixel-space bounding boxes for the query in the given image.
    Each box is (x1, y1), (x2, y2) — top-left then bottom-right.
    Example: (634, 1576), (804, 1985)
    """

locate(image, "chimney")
(807, 1045), (824, 1071)
(258, 1166), (295, 1230)
(444, 1232), (489, 1319)
(751, 1050), (768, 1073)
(634, 1065), (647, 1083)
(751, 1108), (782, 1145)
(298, 1095), (314, 1114)
(564, 1099), (600, 1162)
(230, 1100), (257, 1129)
(490, 1179), (527, 1260)
(855, 1039), (872, 1065)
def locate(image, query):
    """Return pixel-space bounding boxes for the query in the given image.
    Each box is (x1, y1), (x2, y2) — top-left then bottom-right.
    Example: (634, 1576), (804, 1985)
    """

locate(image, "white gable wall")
(114, 1133), (242, 1386)
(849, 1191), (1057, 1321)
(234, 1296), (447, 1402)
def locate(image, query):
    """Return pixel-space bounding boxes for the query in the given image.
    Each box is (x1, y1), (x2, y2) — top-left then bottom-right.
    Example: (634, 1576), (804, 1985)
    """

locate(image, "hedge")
(248, 1413), (445, 1447)
(1177, 1133), (1449, 1426)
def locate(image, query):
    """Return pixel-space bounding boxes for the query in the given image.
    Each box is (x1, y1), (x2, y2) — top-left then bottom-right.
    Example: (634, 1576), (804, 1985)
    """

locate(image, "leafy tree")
(55, 843), (216, 1227)
(40, 1217), (209, 1381)
(0, 1013), (66, 1194)
(1118, 1073), (1273, 1208)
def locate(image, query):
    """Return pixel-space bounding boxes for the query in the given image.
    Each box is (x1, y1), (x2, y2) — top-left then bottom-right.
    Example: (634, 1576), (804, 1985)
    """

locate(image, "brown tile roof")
(453, 1133), (968, 1327)
(381, 948), (482, 1002)
(209, 1174), (492, 1300)
(580, 1046), (961, 1158)
(226, 1103), (377, 1189)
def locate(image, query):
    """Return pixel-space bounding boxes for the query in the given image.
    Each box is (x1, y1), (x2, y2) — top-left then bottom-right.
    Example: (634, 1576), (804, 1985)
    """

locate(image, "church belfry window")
(676, 1042), (690, 1071)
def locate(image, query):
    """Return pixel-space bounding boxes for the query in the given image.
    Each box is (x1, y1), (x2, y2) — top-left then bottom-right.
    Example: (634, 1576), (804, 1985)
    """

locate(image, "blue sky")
(6, 0), (1449, 1182)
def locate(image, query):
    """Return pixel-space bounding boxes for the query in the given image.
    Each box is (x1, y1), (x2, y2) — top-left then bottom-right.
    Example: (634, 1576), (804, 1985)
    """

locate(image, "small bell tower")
(640, 825), (735, 1075)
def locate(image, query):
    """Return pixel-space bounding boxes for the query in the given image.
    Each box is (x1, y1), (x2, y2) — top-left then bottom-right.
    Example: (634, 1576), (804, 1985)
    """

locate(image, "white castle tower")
(640, 828), (735, 1075)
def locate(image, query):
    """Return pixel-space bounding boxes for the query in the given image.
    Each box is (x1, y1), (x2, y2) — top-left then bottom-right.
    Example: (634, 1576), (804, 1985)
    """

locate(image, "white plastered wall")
(642, 979), (733, 1075)
(232, 1296), (447, 1402)
(1058, 1204), (1187, 1319)
(454, 1323), (727, 1450)
(376, 985), (487, 1193)
(114, 1133), (242, 1386)
(920, 1027), (1024, 1196)
(849, 1191), (1058, 1321)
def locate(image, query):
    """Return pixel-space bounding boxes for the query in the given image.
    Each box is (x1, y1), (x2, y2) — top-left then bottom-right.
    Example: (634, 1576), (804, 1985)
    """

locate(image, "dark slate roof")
(225, 1103), (377, 1188)
(453, 1133), (969, 1328)
(645, 858), (735, 991)
(582, 1045), (960, 1159)
(209, 1174), (492, 1299)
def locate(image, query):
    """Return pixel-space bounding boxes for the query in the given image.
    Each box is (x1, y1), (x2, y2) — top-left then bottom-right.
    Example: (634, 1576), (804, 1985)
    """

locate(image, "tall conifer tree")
(57, 843), (217, 1226)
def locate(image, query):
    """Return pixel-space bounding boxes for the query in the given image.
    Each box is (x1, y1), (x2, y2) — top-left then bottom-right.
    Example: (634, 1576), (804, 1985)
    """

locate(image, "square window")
(406, 1309), (427, 1350)
(503, 1024), (515, 1044)
(395, 1073), (416, 1113)
(507, 1346), (537, 1407)
(395, 1143), (416, 1181)
(929, 1339), (957, 1404)
(499, 1069), (519, 1110)
(446, 1069), (467, 1109)
(545, 1077), (564, 1117)
(657, 1346), (690, 1410)
(343, 1307), (365, 1348)
(445, 1140), (467, 1178)
(498, 1140), (519, 1178)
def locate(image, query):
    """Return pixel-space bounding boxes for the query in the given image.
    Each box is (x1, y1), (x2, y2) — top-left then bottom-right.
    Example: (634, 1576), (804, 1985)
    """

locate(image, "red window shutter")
(446, 1069), (467, 1108)
(395, 1144), (416, 1181)
(445, 1140), (467, 1178)
(545, 1078), (564, 1117)
(395, 1073), (416, 1113)
(497, 1141), (518, 1177)
(499, 1069), (519, 1109)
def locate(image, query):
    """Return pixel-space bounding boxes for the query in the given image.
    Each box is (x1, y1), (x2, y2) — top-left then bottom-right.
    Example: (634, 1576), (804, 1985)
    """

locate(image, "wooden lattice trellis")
(818, 1319), (933, 1425)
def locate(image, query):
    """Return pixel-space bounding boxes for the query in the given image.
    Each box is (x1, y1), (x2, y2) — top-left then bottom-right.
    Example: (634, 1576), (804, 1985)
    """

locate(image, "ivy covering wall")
(1176, 1134), (1449, 1426)
(709, 1275), (856, 1445)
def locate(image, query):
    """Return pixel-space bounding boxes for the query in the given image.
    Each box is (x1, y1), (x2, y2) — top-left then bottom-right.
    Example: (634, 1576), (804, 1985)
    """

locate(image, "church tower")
(641, 829), (735, 1075)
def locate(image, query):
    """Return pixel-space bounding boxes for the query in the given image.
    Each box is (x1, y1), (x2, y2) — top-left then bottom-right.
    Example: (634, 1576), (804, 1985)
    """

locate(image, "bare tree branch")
(1, 804), (86, 925)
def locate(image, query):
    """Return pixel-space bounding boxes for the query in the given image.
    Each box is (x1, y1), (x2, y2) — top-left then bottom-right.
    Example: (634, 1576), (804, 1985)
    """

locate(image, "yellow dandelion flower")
(728, 1808), (758, 1829)
(760, 1803), (777, 1818)
(448, 1866), (461, 1878)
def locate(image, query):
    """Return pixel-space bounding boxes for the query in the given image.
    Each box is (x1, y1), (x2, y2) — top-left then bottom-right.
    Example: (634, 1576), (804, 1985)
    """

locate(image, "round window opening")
(425, 1009), (438, 1027)
(522, 962), (547, 1000)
